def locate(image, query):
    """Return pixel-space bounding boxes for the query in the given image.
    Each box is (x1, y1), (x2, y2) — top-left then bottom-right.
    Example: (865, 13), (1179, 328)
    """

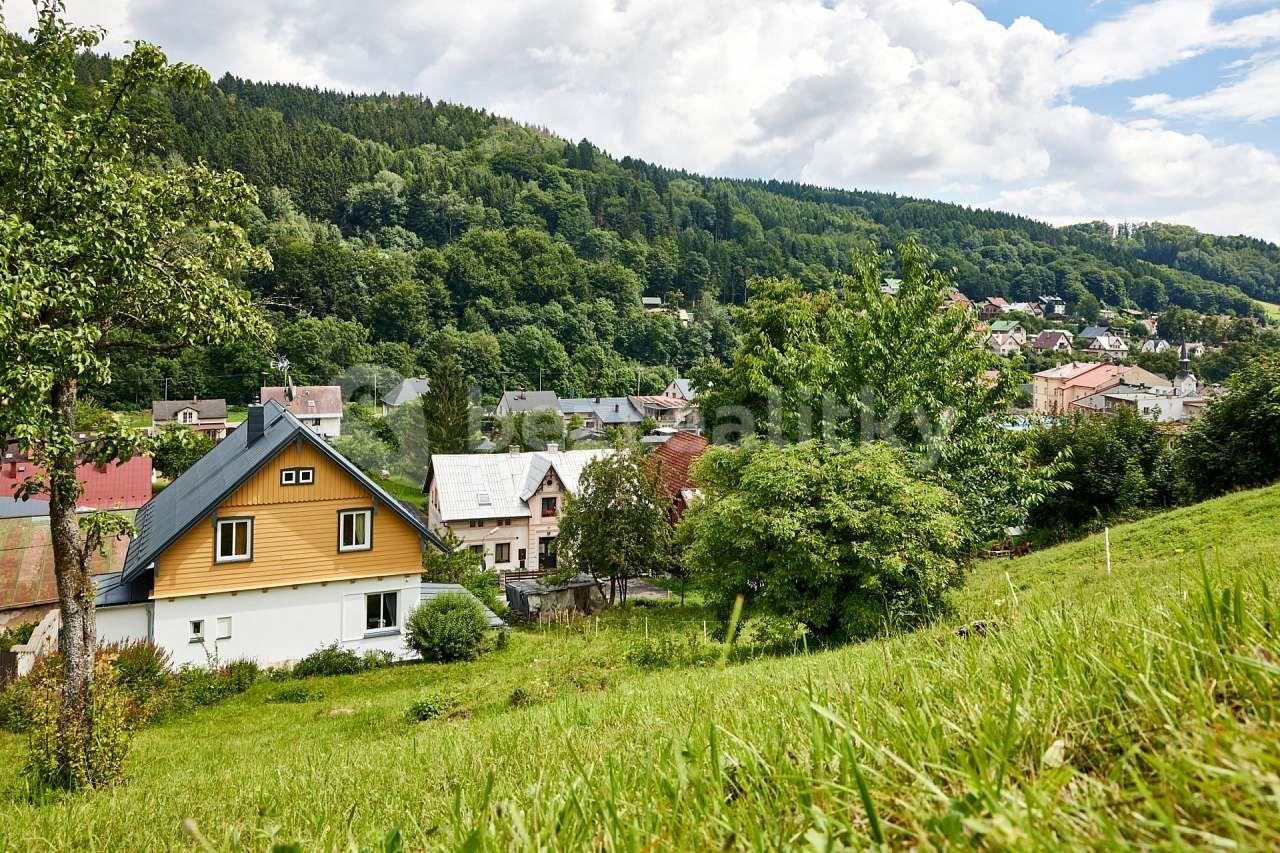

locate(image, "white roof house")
(428, 448), (614, 523)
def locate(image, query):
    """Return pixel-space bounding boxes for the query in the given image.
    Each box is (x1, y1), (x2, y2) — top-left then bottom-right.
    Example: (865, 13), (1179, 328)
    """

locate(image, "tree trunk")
(48, 378), (96, 764)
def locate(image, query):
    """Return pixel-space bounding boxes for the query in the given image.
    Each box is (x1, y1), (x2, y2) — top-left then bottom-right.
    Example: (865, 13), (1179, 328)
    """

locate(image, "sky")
(6, 0), (1280, 241)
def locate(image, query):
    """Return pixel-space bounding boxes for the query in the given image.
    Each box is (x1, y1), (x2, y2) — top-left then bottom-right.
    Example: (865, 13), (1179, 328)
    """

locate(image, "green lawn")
(2, 486), (1280, 848)
(1256, 298), (1280, 324)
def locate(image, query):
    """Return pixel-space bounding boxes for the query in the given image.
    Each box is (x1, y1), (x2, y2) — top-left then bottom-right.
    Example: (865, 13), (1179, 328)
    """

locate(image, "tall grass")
(0, 486), (1277, 848)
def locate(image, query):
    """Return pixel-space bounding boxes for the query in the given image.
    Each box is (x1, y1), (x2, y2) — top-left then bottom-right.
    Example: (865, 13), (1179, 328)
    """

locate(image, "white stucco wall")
(149, 575), (421, 667)
(97, 603), (151, 645)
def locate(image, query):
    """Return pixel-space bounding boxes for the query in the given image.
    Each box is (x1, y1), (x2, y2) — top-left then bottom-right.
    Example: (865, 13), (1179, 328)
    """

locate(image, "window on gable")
(280, 467), (315, 486)
(541, 497), (557, 517)
(365, 591), (398, 634)
(297, 468), (314, 484)
(281, 468), (297, 485)
(215, 518), (252, 563)
(339, 509), (372, 551)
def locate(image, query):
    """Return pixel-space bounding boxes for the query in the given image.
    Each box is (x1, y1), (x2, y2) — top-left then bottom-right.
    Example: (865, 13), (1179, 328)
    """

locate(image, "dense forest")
(69, 52), (1280, 408)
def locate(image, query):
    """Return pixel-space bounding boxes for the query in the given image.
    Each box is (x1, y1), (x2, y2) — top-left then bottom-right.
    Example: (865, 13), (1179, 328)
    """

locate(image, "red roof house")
(646, 432), (710, 522)
(2, 442), (152, 511)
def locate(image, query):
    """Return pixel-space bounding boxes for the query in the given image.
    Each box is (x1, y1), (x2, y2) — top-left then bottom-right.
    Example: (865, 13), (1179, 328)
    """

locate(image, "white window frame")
(364, 590), (399, 635)
(338, 509), (372, 552)
(189, 619), (204, 644)
(281, 468), (297, 485)
(297, 467), (314, 485)
(215, 518), (253, 563)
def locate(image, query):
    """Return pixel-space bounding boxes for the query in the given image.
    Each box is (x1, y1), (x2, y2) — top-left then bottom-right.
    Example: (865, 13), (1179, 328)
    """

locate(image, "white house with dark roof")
(260, 384), (343, 439)
(381, 376), (430, 415)
(558, 396), (644, 432)
(426, 447), (613, 574)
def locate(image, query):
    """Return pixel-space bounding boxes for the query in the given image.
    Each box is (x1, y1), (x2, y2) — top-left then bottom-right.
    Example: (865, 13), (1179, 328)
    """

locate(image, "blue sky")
(7, 0), (1280, 241)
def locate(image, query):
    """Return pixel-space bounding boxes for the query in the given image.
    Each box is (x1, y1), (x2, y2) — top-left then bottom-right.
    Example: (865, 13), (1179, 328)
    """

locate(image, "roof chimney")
(246, 403), (265, 444)
(546, 442), (559, 453)
(508, 444), (521, 454)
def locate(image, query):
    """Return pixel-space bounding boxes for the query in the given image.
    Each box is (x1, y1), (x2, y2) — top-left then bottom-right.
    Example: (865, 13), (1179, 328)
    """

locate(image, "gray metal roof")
(382, 377), (430, 408)
(495, 390), (561, 415)
(428, 448), (614, 522)
(122, 400), (445, 583)
(420, 582), (506, 628)
(559, 396), (644, 424)
(669, 378), (695, 400)
(1078, 326), (1109, 340)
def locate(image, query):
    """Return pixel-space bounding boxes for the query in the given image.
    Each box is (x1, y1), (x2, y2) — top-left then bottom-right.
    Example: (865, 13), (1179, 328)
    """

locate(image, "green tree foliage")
(694, 242), (1053, 539)
(1175, 357), (1280, 501)
(678, 441), (969, 640)
(0, 6), (268, 785)
(420, 356), (475, 455)
(150, 424), (215, 480)
(557, 448), (672, 603)
(1026, 409), (1172, 537)
(421, 529), (501, 608)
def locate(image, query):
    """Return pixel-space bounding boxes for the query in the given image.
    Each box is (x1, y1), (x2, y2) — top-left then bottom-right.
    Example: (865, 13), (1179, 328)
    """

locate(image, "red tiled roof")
(0, 513), (132, 612)
(647, 432), (709, 518)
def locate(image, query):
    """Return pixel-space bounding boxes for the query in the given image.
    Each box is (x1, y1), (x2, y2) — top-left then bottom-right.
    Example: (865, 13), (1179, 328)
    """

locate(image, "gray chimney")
(246, 403), (265, 444)
(545, 442), (559, 453)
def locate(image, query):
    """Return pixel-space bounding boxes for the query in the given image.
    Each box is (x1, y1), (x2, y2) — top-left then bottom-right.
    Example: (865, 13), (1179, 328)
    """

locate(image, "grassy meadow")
(2, 485), (1279, 849)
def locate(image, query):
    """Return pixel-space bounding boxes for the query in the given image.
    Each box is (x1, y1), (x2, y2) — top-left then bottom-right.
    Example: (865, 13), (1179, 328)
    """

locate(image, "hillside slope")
(2, 484), (1278, 848)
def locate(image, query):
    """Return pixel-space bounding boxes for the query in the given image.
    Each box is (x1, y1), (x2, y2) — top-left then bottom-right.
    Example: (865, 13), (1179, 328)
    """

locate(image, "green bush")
(405, 593), (489, 663)
(405, 693), (449, 722)
(24, 660), (132, 789)
(0, 621), (36, 652)
(361, 649), (395, 671)
(735, 615), (809, 654)
(626, 634), (718, 669)
(293, 643), (366, 678)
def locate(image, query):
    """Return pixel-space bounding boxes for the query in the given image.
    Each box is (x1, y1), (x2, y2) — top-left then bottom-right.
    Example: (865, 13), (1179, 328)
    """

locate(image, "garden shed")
(504, 574), (608, 619)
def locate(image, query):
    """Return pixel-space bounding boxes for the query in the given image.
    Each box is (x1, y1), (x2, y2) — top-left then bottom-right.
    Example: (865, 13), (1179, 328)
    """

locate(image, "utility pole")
(163, 377), (170, 401)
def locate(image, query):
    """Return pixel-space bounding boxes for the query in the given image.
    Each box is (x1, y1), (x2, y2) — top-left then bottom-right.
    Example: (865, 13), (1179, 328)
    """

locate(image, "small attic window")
(307, 400), (316, 408)
(476, 492), (491, 506)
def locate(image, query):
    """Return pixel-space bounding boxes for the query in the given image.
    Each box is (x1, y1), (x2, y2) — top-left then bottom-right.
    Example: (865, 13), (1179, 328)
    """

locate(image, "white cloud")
(4, 0), (1280, 241)
(1132, 56), (1280, 122)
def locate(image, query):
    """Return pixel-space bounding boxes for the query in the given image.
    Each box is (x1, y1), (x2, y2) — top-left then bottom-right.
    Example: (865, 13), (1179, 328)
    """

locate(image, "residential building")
(942, 289), (974, 312)
(986, 333), (1021, 358)
(1077, 325), (1110, 343)
(1007, 301), (1043, 318)
(426, 447), (613, 575)
(2, 441), (152, 511)
(1084, 332), (1130, 359)
(1033, 330), (1074, 353)
(664, 377), (697, 402)
(630, 394), (695, 429)
(558, 396), (644, 432)
(980, 296), (1010, 320)
(1039, 295), (1067, 316)
(380, 377), (430, 416)
(640, 296), (663, 310)
(494, 389), (561, 417)
(646, 431), (709, 522)
(989, 319), (1027, 345)
(151, 398), (229, 440)
(1031, 362), (1169, 415)
(260, 384), (343, 440)
(93, 401), (450, 667)
(1140, 338), (1171, 354)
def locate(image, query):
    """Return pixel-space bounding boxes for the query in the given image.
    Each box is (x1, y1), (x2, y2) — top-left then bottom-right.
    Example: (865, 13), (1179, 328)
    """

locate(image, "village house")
(941, 289), (974, 312)
(380, 376), (430, 416)
(90, 401), (450, 667)
(979, 296), (1010, 320)
(630, 394), (696, 429)
(1070, 347), (1206, 423)
(646, 431), (709, 523)
(663, 377), (696, 403)
(1033, 330), (1074, 353)
(1006, 301), (1043, 318)
(1084, 331), (1130, 359)
(986, 333), (1022, 358)
(558, 396), (644, 433)
(261, 384), (343, 440)
(1140, 338), (1172, 354)
(151, 398), (230, 441)
(494, 389), (561, 417)
(2, 439), (152, 511)
(989, 319), (1027, 345)
(1031, 361), (1171, 415)
(1039, 295), (1067, 316)
(426, 446), (613, 575)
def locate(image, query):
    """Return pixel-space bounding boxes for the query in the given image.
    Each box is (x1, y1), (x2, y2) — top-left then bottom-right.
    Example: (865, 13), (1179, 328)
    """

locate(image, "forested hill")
(74, 55), (1280, 406)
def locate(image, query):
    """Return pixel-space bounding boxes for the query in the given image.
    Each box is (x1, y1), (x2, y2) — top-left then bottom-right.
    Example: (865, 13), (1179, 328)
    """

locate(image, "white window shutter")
(341, 593), (365, 641)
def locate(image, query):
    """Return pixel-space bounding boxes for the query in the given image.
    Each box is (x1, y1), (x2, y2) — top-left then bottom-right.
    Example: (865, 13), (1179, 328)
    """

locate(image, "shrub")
(293, 643), (366, 678)
(405, 593), (488, 662)
(626, 634), (718, 669)
(0, 620), (36, 652)
(405, 693), (449, 722)
(268, 684), (323, 704)
(24, 660), (132, 789)
(105, 640), (172, 696)
(735, 615), (808, 655)
(361, 649), (395, 671)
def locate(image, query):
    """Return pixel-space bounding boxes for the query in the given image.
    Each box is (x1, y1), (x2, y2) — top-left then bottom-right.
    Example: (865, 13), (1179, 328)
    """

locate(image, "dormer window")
(179, 409), (196, 424)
